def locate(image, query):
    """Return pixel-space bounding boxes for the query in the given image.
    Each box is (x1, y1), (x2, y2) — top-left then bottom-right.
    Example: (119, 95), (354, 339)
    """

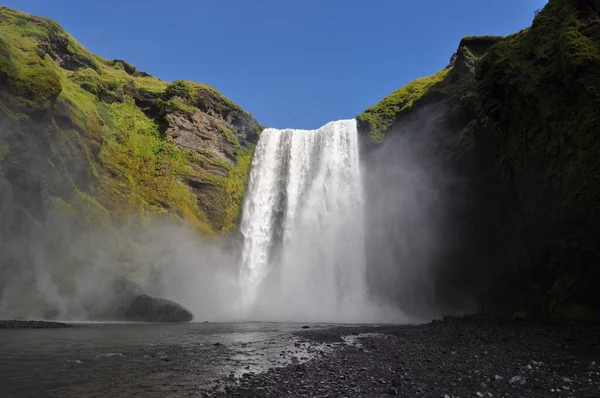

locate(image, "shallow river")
(0, 322), (332, 397)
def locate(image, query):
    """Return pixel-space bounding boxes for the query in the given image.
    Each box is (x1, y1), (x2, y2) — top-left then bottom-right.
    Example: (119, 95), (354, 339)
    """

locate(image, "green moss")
(72, 187), (110, 226)
(58, 75), (104, 132)
(163, 97), (195, 115)
(46, 195), (77, 219)
(221, 147), (254, 232)
(0, 31), (63, 108)
(0, 98), (28, 120)
(0, 138), (8, 162)
(357, 68), (451, 142)
(221, 125), (241, 148)
(208, 155), (234, 171)
(92, 58), (166, 93)
(96, 96), (214, 234)
(165, 80), (193, 100)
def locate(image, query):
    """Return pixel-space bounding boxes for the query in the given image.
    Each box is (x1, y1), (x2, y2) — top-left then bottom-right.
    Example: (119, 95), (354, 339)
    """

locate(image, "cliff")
(359, 0), (600, 321)
(0, 6), (262, 237)
(0, 6), (261, 317)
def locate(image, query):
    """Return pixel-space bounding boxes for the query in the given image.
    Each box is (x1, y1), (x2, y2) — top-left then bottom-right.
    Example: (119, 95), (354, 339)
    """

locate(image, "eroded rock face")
(125, 294), (193, 323)
(166, 109), (238, 165)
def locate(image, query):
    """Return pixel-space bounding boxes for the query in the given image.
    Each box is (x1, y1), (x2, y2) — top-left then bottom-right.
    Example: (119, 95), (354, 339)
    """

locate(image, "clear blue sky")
(4, 0), (548, 129)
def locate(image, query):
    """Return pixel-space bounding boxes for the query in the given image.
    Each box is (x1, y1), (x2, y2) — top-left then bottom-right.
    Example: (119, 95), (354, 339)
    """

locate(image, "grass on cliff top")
(357, 33), (506, 143)
(0, 9), (63, 108)
(357, 68), (451, 142)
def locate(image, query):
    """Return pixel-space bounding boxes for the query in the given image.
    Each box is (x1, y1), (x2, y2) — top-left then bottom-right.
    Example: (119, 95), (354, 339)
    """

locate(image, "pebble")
(509, 375), (526, 386)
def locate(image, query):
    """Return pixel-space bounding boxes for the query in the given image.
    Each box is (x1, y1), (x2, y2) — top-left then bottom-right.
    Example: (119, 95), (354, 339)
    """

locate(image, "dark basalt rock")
(125, 294), (193, 323)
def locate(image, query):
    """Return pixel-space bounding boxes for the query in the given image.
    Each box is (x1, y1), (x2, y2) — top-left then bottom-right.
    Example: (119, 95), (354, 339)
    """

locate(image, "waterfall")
(238, 119), (374, 322)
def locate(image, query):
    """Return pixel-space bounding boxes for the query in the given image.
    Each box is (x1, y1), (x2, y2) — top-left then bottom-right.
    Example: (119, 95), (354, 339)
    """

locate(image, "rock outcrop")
(126, 295), (193, 323)
(358, 0), (600, 321)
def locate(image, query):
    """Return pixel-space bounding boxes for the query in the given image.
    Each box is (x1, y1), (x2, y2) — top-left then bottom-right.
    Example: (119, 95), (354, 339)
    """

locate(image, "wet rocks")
(225, 317), (600, 397)
(509, 375), (525, 385)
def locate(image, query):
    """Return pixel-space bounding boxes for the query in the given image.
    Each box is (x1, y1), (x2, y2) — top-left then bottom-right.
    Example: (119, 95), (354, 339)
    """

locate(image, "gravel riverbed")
(219, 317), (600, 397)
(0, 320), (71, 329)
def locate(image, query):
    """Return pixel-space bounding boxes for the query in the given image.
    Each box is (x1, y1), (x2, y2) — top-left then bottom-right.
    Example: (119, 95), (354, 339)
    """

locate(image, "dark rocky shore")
(220, 317), (600, 397)
(0, 320), (71, 329)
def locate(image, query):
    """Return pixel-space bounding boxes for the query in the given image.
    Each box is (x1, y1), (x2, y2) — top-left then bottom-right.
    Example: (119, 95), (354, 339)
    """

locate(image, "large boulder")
(125, 295), (193, 323)
(82, 275), (193, 323)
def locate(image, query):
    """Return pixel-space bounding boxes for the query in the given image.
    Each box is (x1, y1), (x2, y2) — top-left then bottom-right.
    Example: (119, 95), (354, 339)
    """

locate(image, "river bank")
(0, 320), (71, 329)
(224, 317), (600, 397)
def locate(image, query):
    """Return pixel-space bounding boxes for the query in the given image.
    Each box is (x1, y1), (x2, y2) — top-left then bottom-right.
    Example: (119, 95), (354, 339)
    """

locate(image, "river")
(0, 322), (331, 397)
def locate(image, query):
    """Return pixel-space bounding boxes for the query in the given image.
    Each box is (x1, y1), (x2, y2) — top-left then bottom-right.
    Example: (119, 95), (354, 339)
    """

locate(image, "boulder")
(125, 295), (193, 323)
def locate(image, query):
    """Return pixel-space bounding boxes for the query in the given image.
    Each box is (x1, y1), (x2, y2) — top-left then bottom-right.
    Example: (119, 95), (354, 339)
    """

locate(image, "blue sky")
(4, 0), (548, 129)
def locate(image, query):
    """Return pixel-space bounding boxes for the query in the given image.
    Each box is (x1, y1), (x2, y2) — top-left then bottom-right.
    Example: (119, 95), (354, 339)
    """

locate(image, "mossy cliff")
(0, 5), (261, 237)
(0, 6), (261, 311)
(358, 0), (600, 321)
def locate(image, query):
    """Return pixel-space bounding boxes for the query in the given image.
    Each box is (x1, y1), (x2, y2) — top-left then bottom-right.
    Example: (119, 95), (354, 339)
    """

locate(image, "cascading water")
(238, 119), (390, 322)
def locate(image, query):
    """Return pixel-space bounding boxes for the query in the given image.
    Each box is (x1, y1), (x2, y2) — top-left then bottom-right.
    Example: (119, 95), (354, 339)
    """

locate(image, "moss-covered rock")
(358, 0), (600, 321)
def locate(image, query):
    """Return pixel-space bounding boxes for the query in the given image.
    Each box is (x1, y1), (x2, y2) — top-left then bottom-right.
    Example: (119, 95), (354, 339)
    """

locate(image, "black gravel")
(216, 317), (600, 397)
(0, 320), (71, 329)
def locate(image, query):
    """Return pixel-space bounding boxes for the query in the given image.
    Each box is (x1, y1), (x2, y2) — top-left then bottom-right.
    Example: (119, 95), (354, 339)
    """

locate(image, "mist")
(0, 112), (243, 322)
(362, 105), (480, 319)
(0, 210), (244, 321)
(0, 108), (477, 324)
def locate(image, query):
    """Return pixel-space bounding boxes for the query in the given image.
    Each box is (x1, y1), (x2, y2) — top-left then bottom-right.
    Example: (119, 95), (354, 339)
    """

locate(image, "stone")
(509, 375), (525, 386)
(125, 295), (193, 322)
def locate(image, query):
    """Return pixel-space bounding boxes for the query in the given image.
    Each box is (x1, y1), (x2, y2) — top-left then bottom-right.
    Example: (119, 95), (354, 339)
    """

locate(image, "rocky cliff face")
(359, 0), (600, 321)
(0, 6), (261, 318)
